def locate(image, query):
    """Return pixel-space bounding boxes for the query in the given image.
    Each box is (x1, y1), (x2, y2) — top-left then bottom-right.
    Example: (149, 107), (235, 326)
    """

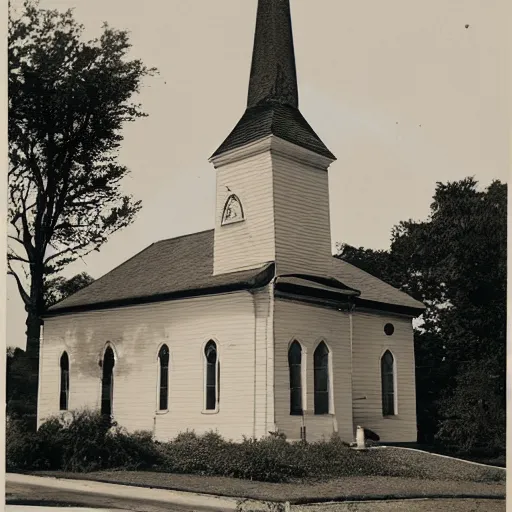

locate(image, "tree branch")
(7, 265), (30, 305)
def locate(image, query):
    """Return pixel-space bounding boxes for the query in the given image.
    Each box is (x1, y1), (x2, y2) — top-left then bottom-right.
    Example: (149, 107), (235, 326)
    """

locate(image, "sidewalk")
(7, 472), (241, 511)
(6, 508), (130, 512)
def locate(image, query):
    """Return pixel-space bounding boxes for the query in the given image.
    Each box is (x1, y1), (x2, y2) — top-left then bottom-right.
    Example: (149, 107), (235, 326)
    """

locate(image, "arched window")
(381, 350), (396, 416)
(204, 341), (218, 410)
(288, 341), (302, 415)
(158, 345), (170, 411)
(101, 347), (115, 417)
(59, 352), (69, 411)
(221, 194), (244, 225)
(314, 342), (330, 415)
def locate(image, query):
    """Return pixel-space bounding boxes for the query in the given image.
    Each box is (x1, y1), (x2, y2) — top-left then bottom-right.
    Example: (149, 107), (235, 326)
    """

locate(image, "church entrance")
(101, 347), (115, 417)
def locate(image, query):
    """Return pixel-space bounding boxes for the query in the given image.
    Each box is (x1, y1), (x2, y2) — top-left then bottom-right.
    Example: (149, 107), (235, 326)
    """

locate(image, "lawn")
(31, 447), (505, 504)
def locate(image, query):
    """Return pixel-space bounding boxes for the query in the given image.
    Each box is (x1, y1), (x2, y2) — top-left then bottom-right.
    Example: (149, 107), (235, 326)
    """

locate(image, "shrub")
(7, 417), (503, 483)
(6, 417), (40, 470)
(6, 408), (164, 472)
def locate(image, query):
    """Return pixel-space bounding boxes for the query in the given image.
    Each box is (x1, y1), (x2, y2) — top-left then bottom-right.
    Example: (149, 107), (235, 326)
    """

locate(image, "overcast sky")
(7, 0), (509, 348)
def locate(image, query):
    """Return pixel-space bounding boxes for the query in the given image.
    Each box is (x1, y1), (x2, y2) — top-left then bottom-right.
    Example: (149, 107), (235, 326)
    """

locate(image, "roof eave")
(354, 297), (426, 317)
(44, 263), (276, 318)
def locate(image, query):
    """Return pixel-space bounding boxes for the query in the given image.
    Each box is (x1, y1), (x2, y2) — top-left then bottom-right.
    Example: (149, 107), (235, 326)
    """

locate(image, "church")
(38, 0), (425, 444)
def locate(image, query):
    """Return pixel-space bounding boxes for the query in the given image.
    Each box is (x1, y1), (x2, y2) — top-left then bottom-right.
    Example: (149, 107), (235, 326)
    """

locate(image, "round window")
(384, 323), (395, 336)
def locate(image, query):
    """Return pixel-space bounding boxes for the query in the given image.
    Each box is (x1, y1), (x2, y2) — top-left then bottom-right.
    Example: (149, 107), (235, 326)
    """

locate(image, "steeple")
(247, 0), (298, 109)
(211, 0), (335, 161)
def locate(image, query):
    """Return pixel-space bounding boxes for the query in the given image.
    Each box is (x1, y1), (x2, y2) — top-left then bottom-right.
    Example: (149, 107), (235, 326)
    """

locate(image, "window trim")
(313, 340), (332, 416)
(202, 339), (220, 414)
(380, 348), (398, 417)
(156, 343), (170, 414)
(59, 351), (70, 411)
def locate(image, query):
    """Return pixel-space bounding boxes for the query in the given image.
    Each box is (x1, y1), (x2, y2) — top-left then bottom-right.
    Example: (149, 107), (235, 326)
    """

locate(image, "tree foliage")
(44, 271), (94, 309)
(8, 0), (154, 364)
(337, 178), (506, 453)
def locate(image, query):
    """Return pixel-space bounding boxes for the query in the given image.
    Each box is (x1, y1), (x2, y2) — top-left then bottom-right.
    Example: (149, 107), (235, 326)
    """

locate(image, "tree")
(44, 271), (94, 309)
(8, 0), (154, 410)
(337, 178), (506, 453)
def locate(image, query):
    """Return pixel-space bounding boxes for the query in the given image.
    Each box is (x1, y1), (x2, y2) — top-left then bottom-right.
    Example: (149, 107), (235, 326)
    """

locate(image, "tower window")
(59, 352), (69, 411)
(288, 341), (302, 415)
(221, 194), (244, 225)
(314, 342), (330, 415)
(158, 345), (170, 411)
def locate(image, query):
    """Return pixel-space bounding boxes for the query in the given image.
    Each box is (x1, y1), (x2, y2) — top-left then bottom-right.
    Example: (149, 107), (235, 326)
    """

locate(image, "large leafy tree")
(8, 0), (154, 397)
(337, 178), (506, 452)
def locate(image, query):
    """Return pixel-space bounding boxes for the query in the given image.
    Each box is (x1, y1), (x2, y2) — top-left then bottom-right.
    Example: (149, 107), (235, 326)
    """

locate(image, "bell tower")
(210, 0), (336, 277)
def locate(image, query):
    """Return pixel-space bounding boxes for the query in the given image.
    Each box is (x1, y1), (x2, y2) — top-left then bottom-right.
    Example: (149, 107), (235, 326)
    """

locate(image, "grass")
(30, 447), (505, 504)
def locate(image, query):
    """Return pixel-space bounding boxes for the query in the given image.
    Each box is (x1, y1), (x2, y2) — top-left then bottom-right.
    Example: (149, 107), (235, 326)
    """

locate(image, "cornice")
(209, 135), (335, 170)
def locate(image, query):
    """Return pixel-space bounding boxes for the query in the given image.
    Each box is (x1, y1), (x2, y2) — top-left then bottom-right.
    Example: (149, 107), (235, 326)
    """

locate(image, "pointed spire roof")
(247, 0), (298, 109)
(211, 0), (335, 161)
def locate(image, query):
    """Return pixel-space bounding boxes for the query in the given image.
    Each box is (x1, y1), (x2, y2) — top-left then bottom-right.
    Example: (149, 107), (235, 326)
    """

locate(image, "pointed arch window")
(314, 342), (330, 415)
(381, 350), (396, 416)
(221, 194), (244, 225)
(158, 345), (170, 411)
(204, 341), (219, 410)
(101, 347), (115, 417)
(288, 341), (302, 415)
(59, 352), (70, 411)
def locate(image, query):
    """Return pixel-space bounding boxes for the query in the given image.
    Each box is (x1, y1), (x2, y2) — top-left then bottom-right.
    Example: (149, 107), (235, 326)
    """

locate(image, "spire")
(211, 0), (335, 161)
(247, 0), (298, 109)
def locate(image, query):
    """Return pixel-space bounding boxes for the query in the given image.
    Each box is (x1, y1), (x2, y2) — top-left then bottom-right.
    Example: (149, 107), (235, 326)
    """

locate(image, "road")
(6, 480), (506, 512)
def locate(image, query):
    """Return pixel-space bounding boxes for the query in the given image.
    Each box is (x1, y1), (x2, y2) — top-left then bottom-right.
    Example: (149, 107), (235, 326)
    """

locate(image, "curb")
(373, 446), (506, 471)
(290, 494), (506, 506)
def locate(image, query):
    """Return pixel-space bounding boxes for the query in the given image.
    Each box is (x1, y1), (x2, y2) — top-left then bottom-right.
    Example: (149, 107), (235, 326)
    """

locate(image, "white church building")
(38, 0), (425, 443)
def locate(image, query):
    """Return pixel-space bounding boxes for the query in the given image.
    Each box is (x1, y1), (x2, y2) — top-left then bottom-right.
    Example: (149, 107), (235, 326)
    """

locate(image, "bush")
(6, 409), (164, 472)
(8, 415), (501, 483)
(160, 431), (378, 483)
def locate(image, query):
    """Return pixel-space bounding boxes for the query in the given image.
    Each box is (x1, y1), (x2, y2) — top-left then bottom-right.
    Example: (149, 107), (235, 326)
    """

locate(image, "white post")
(356, 425), (366, 449)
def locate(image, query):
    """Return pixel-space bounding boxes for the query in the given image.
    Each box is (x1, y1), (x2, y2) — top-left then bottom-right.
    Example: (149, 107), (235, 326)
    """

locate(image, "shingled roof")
(211, 0), (335, 160)
(48, 230), (424, 316)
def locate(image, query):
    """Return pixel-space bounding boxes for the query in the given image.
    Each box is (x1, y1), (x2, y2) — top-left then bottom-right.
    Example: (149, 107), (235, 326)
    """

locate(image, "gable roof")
(330, 258), (425, 314)
(48, 230), (424, 316)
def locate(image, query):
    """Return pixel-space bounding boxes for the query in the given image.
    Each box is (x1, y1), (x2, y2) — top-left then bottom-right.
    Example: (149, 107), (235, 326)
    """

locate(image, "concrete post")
(356, 425), (366, 449)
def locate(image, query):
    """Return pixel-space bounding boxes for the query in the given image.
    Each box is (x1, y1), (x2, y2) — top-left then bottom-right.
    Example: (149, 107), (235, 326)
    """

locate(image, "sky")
(6, 0), (510, 349)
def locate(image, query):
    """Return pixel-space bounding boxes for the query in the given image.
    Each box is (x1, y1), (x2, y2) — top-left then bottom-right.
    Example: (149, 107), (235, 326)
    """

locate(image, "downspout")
(265, 275), (277, 432)
(252, 290), (258, 439)
(349, 300), (355, 440)
(265, 277), (276, 434)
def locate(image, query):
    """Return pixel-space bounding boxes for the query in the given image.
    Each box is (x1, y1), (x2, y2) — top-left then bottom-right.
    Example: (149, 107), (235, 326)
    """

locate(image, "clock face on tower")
(221, 194), (245, 225)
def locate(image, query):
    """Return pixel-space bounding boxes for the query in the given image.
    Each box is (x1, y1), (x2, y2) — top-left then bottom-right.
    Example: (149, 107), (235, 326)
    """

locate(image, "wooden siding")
(213, 151), (276, 275)
(272, 152), (333, 276)
(38, 291), (272, 442)
(351, 311), (417, 442)
(273, 298), (353, 443)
